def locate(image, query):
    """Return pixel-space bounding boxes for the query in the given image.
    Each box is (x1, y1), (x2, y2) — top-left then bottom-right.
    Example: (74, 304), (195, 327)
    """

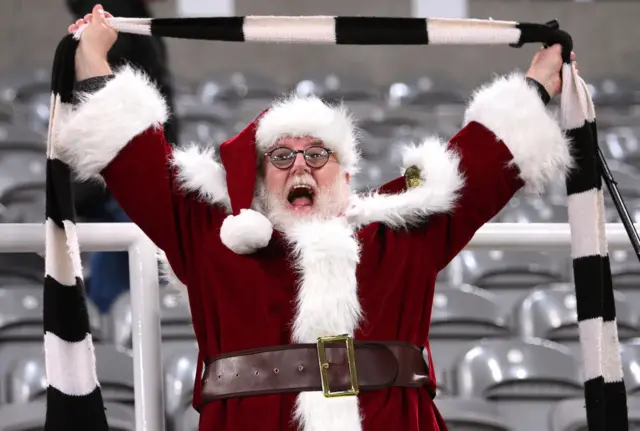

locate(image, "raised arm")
(60, 6), (229, 285)
(429, 45), (575, 270)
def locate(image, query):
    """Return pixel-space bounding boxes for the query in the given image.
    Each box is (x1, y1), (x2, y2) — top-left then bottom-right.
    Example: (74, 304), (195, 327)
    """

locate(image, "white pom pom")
(220, 209), (273, 254)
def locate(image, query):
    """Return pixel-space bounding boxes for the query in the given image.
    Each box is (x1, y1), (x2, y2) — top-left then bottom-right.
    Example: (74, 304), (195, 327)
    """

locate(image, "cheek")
(315, 165), (341, 188)
(264, 168), (286, 194)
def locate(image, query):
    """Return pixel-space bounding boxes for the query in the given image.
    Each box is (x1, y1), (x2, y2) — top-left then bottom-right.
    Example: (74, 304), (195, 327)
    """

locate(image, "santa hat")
(218, 95), (361, 254)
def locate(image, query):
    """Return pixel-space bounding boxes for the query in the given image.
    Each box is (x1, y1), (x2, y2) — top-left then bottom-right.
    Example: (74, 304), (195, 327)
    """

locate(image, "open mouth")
(287, 185), (315, 208)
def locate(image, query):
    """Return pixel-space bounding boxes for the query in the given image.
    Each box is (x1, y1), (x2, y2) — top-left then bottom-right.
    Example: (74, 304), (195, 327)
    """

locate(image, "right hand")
(525, 44), (577, 99)
(68, 4), (118, 81)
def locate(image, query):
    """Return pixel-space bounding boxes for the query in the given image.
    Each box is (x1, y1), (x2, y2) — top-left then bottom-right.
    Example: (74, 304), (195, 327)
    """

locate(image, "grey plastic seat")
(549, 396), (640, 431)
(110, 289), (194, 351)
(0, 343), (47, 404)
(453, 337), (583, 431)
(1, 194), (45, 224)
(0, 124), (45, 152)
(294, 74), (383, 119)
(0, 151), (46, 200)
(0, 401), (135, 431)
(351, 158), (401, 192)
(386, 76), (466, 108)
(94, 343), (135, 405)
(0, 254), (44, 286)
(358, 115), (424, 140)
(0, 342), (129, 405)
(435, 397), (513, 431)
(430, 284), (511, 381)
(455, 249), (569, 311)
(0, 67), (50, 104)
(197, 72), (282, 123)
(620, 340), (640, 395)
(0, 286), (47, 341)
(180, 404), (200, 431)
(511, 283), (639, 357)
(0, 286), (103, 342)
(498, 194), (568, 223)
(164, 341), (199, 431)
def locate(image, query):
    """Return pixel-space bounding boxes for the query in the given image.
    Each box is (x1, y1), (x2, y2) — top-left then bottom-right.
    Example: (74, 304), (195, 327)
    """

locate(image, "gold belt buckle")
(316, 334), (360, 398)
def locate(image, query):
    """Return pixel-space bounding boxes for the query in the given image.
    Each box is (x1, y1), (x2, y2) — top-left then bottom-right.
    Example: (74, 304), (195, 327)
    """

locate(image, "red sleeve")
(100, 127), (219, 282)
(428, 122), (524, 270)
(55, 65), (228, 284)
(366, 72), (573, 271)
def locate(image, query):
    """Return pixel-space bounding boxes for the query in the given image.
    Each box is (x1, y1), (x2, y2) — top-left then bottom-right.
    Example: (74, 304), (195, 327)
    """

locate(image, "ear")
(345, 172), (351, 184)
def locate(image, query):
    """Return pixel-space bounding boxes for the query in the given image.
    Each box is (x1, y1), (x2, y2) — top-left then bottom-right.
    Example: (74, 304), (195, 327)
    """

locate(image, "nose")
(290, 151), (309, 171)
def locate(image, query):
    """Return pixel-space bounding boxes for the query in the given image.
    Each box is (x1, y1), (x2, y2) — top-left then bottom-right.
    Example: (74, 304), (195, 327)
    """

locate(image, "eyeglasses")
(264, 146), (334, 170)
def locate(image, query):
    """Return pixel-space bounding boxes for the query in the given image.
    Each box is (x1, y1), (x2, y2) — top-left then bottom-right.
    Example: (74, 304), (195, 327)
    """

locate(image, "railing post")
(129, 235), (165, 431)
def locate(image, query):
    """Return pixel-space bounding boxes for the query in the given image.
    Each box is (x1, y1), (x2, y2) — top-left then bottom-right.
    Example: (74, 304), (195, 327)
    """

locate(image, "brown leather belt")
(201, 339), (433, 403)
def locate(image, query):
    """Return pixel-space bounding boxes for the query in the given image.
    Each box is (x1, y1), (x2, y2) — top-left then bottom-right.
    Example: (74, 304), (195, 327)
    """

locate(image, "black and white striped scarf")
(44, 16), (628, 430)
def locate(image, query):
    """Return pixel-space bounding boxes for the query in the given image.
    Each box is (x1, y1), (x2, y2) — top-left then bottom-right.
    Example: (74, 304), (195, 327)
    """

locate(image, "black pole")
(537, 20), (640, 261)
(597, 146), (640, 261)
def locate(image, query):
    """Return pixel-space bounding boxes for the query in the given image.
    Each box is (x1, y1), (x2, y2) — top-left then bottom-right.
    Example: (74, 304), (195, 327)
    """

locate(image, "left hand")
(525, 44), (578, 99)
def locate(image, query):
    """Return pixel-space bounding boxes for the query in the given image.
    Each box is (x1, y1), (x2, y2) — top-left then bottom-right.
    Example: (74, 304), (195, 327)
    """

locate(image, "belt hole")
(217, 375), (221, 379)
(255, 371), (259, 375)
(298, 365), (304, 372)
(235, 373), (239, 378)
(274, 368), (279, 374)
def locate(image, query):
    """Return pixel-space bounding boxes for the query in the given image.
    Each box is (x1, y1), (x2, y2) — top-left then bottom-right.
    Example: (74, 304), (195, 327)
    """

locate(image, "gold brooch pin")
(404, 165), (423, 189)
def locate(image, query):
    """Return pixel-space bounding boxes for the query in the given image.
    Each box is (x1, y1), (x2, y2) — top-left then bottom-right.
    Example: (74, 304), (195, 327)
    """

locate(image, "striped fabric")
(561, 63), (628, 430)
(47, 16), (628, 431)
(45, 36), (109, 429)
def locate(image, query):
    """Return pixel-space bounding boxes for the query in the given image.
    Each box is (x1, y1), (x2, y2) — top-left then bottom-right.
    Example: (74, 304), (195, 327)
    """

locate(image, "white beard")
(254, 174), (352, 234)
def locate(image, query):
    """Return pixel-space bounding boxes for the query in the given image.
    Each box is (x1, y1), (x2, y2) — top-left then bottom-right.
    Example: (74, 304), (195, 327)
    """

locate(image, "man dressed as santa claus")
(63, 5), (576, 431)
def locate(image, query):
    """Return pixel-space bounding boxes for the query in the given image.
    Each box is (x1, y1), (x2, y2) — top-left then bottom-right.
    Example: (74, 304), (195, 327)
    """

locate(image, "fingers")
(68, 4), (113, 34)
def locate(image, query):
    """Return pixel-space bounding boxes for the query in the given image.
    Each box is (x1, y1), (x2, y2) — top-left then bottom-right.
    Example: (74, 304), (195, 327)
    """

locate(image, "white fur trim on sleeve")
(345, 137), (464, 229)
(220, 209), (274, 254)
(255, 95), (361, 175)
(170, 144), (231, 211)
(56, 65), (169, 181)
(463, 72), (573, 194)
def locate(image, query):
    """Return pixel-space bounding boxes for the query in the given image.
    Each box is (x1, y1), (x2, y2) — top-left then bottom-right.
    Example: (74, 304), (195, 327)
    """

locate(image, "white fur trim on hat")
(255, 95), (361, 174)
(220, 209), (274, 254)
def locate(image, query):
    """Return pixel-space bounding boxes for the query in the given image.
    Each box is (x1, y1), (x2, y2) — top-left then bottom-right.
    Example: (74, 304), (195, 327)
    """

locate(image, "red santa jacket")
(56, 66), (571, 431)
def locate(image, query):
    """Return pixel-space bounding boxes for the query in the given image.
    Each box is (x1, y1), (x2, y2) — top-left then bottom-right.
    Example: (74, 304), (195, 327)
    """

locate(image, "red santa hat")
(218, 95), (361, 254)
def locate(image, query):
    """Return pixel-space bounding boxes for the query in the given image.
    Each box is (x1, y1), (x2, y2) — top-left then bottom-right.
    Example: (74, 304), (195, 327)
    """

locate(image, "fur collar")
(170, 136), (464, 228)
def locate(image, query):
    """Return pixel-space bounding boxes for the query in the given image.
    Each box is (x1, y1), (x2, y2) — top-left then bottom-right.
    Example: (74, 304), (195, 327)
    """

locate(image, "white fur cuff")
(56, 65), (169, 181)
(463, 72), (572, 194)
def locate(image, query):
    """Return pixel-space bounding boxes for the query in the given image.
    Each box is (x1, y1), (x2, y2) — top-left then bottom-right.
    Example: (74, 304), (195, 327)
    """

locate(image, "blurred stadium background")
(2, 1), (640, 430)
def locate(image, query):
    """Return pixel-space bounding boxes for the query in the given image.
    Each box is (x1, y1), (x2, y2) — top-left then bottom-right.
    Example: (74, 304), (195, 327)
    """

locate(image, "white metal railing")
(1, 223), (164, 431)
(0, 221), (639, 430)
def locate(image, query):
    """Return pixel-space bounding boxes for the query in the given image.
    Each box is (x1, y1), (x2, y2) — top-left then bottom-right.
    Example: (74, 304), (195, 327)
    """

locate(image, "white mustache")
(285, 175), (318, 193)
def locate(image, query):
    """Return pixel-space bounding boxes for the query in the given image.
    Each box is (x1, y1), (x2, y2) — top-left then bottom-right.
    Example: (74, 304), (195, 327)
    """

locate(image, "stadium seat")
(620, 339), (640, 395)
(94, 344), (135, 405)
(0, 343), (46, 404)
(109, 289), (194, 351)
(163, 341), (198, 431)
(549, 396), (640, 431)
(453, 249), (569, 311)
(0, 401), (135, 431)
(0, 151), (46, 202)
(511, 283), (639, 357)
(0, 285), (104, 342)
(0, 254), (43, 287)
(430, 284), (511, 383)
(180, 404), (200, 431)
(435, 397), (514, 431)
(0, 123), (44, 153)
(452, 337), (583, 431)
